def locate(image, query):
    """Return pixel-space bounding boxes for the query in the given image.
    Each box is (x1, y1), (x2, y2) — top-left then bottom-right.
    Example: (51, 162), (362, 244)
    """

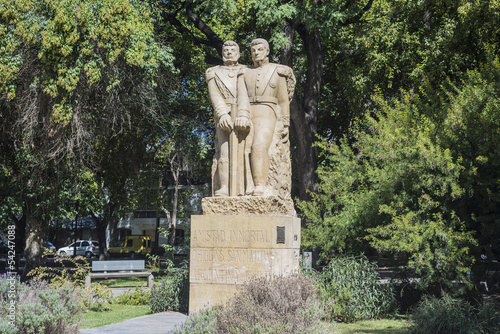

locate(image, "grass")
(335, 316), (411, 334)
(80, 303), (412, 333)
(80, 304), (150, 328)
(93, 276), (150, 287)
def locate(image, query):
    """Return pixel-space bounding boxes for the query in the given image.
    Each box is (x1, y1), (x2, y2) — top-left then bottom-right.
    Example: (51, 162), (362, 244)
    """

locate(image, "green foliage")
(114, 287), (149, 306)
(299, 87), (479, 293)
(0, 273), (21, 301)
(28, 255), (90, 287)
(0, 279), (81, 334)
(410, 295), (500, 334)
(439, 59), (500, 271)
(312, 256), (396, 323)
(171, 306), (219, 334)
(215, 273), (325, 334)
(78, 283), (113, 312)
(0, 0), (170, 117)
(149, 266), (189, 313)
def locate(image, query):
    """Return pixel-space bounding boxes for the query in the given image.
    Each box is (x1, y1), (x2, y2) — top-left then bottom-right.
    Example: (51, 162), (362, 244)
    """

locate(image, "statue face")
(222, 45), (240, 63)
(251, 43), (269, 63)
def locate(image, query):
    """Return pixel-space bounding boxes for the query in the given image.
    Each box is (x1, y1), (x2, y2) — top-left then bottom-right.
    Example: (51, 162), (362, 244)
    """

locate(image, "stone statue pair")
(206, 38), (295, 203)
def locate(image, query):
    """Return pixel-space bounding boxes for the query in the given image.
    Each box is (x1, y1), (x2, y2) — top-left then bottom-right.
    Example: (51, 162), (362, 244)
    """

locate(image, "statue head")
(250, 38), (269, 65)
(222, 40), (240, 65)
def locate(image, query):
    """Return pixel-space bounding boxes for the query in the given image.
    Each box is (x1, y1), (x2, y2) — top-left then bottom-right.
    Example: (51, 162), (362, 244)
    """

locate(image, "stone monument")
(189, 39), (300, 314)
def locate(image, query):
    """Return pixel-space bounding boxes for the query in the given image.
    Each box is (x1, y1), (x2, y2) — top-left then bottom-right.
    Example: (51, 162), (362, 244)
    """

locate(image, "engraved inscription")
(192, 230), (226, 242)
(192, 229), (271, 244)
(190, 268), (269, 284)
(229, 229), (270, 243)
(191, 248), (272, 264)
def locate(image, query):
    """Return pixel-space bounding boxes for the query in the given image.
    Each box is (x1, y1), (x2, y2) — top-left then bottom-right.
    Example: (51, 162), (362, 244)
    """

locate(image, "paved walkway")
(79, 312), (188, 334)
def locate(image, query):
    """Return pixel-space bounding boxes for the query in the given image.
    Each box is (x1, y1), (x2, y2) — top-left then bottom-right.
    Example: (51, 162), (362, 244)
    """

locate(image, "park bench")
(85, 260), (154, 287)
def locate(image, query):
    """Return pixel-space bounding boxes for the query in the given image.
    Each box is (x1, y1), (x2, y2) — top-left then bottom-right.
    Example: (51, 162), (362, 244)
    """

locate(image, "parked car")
(107, 235), (151, 258)
(57, 240), (99, 258)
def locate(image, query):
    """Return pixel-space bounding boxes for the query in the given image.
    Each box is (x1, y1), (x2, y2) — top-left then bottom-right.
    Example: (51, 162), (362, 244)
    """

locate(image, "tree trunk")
(286, 24), (323, 202)
(170, 155), (180, 246)
(104, 202), (118, 250)
(22, 199), (43, 281)
(92, 213), (109, 261)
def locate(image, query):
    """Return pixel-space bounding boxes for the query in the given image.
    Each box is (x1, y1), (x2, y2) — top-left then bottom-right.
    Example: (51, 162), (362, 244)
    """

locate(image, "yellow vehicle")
(107, 235), (151, 258)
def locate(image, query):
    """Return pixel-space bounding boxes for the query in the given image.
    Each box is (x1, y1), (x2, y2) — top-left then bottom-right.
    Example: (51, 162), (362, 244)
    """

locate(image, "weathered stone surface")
(206, 38), (295, 203)
(192, 38), (300, 315)
(188, 215), (301, 314)
(234, 38), (296, 200)
(201, 195), (295, 216)
(206, 41), (246, 197)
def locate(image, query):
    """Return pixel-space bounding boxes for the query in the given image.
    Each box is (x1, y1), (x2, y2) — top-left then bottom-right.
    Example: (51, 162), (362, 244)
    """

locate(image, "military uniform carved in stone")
(235, 38), (296, 201)
(206, 41), (246, 197)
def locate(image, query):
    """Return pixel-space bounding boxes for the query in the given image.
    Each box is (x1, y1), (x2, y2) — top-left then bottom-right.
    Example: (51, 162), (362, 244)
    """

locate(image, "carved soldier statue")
(206, 41), (246, 196)
(235, 38), (296, 196)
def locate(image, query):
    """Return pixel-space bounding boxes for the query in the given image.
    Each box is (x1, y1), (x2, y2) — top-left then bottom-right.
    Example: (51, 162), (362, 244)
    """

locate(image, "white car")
(57, 240), (99, 258)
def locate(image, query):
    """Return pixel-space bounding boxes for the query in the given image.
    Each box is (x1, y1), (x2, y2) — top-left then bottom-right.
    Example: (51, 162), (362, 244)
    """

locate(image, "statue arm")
(235, 70), (251, 129)
(277, 66), (296, 128)
(278, 76), (290, 127)
(207, 68), (232, 132)
(206, 71), (229, 116)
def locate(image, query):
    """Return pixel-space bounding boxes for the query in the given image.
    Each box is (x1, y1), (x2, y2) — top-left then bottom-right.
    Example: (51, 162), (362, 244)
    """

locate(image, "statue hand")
(218, 114), (233, 132)
(234, 117), (251, 132)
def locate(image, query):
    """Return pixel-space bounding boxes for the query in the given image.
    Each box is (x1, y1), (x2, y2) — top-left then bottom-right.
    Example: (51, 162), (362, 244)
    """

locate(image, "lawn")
(80, 303), (412, 333)
(335, 317), (412, 334)
(93, 276), (150, 287)
(80, 304), (150, 329)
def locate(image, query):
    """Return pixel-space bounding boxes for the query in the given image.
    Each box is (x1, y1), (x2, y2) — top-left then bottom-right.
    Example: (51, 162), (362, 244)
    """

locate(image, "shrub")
(215, 272), (327, 334)
(78, 283), (113, 311)
(410, 295), (500, 334)
(149, 266), (189, 313)
(0, 279), (81, 334)
(313, 255), (397, 322)
(28, 256), (90, 287)
(114, 287), (149, 305)
(0, 320), (18, 334)
(0, 273), (21, 301)
(171, 306), (219, 334)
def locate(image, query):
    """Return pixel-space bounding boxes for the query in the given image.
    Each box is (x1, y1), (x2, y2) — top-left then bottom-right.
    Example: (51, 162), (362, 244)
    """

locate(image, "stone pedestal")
(189, 214), (300, 314)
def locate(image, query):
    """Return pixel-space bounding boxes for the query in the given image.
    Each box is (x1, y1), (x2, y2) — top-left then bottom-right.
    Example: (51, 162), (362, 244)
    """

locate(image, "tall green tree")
(0, 0), (173, 277)
(300, 57), (500, 293)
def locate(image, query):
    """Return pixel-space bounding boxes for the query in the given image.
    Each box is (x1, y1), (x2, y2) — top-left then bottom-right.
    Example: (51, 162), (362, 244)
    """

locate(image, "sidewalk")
(79, 312), (188, 334)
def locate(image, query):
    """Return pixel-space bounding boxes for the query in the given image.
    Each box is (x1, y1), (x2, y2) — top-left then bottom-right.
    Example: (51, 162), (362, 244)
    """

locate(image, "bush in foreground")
(171, 306), (219, 334)
(0, 278), (81, 334)
(410, 295), (500, 334)
(313, 255), (397, 322)
(215, 272), (327, 334)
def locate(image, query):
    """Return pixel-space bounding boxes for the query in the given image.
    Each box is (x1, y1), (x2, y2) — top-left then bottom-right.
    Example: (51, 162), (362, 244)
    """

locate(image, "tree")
(0, 0), (173, 277)
(298, 91), (475, 293)
(299, 56), (500, 293)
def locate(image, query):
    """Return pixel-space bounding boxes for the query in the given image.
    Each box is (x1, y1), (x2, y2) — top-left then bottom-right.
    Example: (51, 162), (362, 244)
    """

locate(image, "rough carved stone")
(202, 196), (295, 216)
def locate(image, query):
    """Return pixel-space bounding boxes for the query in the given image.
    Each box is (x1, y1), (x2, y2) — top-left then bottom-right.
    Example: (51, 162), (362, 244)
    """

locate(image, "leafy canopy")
(0, 0), (171, 123)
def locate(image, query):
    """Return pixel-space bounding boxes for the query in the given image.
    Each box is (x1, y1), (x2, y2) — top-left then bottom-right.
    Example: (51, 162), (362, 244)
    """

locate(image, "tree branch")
(184, 0), (224, 54)
(341, 0), (375, 26)
(160, 1), (224, 64)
